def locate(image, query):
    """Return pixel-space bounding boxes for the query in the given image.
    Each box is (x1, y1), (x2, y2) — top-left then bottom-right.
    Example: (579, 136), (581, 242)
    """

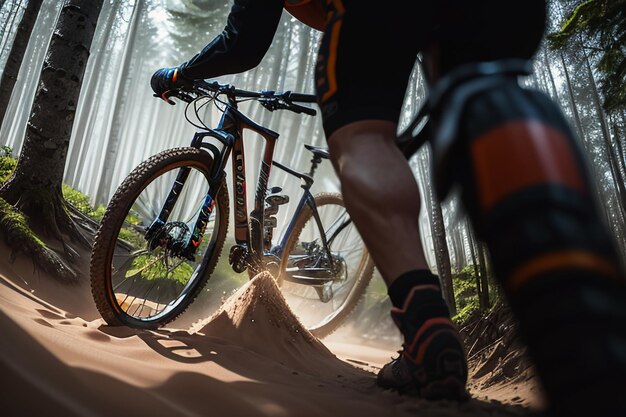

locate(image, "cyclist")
(151, 1), (626, 414)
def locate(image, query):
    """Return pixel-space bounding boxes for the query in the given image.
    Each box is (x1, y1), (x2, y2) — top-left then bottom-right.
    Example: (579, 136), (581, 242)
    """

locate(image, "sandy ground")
(0, 239), (545, 417)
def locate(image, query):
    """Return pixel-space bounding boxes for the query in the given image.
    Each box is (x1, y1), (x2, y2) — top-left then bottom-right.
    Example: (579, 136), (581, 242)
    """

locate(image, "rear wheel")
(90, 147), (229, 329)
(279, 193), (374, 338)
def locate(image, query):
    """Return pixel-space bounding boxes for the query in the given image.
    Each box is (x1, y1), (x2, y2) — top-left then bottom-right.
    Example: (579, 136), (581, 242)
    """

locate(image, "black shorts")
(315, 0), (547, 137)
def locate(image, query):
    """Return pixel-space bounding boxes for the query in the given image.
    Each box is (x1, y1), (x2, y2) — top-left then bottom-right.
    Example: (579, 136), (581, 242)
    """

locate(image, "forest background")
(0, 0), (624, 324)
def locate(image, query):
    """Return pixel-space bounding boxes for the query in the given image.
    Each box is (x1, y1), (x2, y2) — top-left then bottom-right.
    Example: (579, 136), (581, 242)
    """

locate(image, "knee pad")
(414, 59), (622, 293)
(416, 61), (626, 417)
(455, 82), (621, 294)
(455, 80), (620, 275)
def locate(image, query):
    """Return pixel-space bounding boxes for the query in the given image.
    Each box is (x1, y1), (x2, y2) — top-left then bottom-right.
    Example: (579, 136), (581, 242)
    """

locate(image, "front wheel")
(90, 147), (229, 329)
(279, 193), (374, 338)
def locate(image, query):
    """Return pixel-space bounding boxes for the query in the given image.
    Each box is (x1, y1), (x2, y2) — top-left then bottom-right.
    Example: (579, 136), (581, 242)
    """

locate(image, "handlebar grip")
(286, 92), (317, 103)
(290, 102), (317, 116)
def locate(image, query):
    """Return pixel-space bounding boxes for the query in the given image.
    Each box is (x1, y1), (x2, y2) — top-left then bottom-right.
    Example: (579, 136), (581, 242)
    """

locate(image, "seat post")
(308, 154), (323, 177)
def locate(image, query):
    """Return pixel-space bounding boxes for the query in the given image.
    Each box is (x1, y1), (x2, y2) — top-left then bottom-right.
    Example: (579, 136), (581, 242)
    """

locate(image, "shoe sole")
(378, 375), (470, 402)
(420, 375), (470, 402)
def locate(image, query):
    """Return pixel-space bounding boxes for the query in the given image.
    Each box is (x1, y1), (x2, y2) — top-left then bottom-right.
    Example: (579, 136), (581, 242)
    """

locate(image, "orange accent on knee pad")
(471, 121), (586, 211)
(507, 250), (621, 293)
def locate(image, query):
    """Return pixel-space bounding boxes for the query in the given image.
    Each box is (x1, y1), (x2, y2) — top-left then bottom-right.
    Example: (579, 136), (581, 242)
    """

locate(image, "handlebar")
(156, 79), (318, 117)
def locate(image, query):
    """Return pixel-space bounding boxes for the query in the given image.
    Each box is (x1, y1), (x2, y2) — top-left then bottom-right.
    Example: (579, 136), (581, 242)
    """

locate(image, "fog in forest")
(1, 0), (625, 345)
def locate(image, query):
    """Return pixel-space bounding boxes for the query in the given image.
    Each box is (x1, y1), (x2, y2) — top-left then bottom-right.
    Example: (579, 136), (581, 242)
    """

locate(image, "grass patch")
(117, 223), (145, 248)
(62, 184), (107, 222)
(127, 254), (195, 285)
(452, 265), (482, 325)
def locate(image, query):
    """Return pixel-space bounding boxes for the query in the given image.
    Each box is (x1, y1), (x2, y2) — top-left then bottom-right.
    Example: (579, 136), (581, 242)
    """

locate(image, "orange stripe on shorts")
(471, 121), (586, 211)
(321, 0), (345, 103)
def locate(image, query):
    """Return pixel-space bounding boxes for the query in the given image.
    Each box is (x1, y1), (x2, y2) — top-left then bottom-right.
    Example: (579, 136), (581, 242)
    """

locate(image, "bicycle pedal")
(266, 194), (289, 206)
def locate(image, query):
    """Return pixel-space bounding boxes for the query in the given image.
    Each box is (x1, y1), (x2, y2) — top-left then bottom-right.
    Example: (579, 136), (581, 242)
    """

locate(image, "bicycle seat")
(304, 144), (330, 160)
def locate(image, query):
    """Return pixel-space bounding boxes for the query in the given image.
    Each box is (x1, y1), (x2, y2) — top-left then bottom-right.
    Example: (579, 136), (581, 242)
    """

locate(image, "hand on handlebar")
(150, 67), (193, 105)
(150, 75), (317, 116)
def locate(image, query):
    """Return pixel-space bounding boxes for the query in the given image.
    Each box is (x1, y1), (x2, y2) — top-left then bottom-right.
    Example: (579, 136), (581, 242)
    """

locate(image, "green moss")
(0, 196), (78, 281)
(0, 155), (17, 185)
(0, 197), (46, 249)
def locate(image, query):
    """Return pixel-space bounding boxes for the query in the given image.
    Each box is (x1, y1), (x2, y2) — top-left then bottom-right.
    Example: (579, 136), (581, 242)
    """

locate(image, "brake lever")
(259, 99), (279, 111)
(154, 91), (176, 105)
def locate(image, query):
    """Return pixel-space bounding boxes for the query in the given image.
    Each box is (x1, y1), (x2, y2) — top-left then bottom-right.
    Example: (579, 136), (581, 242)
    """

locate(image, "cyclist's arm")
(179, 0), (284, 80)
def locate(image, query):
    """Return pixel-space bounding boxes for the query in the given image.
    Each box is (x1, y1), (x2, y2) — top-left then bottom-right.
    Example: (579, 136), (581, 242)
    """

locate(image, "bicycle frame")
(147, 92), (347, 279)
(269, 160), (345, 273)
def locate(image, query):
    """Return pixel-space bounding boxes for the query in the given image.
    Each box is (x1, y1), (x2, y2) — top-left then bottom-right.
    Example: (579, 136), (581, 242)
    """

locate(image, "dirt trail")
(0, 241), (544, 416)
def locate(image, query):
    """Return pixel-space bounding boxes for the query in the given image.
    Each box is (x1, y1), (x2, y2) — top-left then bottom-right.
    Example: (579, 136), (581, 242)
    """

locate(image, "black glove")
(151, 67), (193, 101)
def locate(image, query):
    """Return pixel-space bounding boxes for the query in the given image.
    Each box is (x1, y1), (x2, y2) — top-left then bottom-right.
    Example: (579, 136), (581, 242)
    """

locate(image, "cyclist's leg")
(428, 1), (626, 414)
(316, 2), (433, 287)
(327, 120), (428, 281)
(459, 85), (626, 417)
(316, 1), (467, 399)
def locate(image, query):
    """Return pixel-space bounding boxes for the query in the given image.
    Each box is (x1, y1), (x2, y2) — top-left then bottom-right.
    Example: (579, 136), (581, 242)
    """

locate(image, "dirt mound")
(194, 272), (354, 377)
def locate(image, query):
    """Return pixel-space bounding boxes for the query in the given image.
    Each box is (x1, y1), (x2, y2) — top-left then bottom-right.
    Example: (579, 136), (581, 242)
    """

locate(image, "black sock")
(387, 269), (441, 308)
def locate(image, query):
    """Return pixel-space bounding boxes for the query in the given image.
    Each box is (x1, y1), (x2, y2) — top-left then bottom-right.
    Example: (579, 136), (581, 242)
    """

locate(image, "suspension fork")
(144, 128), (235, 258)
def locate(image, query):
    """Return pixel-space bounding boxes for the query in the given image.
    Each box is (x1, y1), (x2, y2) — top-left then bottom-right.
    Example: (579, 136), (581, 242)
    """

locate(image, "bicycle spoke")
(93, 154), (228, 326)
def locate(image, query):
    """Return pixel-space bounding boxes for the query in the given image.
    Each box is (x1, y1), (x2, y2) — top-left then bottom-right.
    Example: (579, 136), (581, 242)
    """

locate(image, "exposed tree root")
(460, 303), (536, 388)
(0, 197), (77, 282)
(1, 183), (91, 255)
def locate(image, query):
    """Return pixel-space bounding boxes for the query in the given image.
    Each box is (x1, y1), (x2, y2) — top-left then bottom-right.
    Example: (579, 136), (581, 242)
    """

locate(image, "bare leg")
(326, 119), (428, 284)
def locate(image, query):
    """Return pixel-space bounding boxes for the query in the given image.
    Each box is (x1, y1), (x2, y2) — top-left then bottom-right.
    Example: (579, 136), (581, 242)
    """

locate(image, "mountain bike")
(89, 80), (375, 337)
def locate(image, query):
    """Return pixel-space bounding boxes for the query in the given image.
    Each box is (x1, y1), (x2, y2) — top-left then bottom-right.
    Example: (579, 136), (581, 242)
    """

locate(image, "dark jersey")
(179, 0), (324, 80)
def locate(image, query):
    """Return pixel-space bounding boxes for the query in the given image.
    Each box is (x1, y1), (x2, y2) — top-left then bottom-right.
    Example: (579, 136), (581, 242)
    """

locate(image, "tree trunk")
(95, 0), (145, 201)
(584, 52), (626, 231)
(465, 218), (483, 307)
(451, 224), (465, 272)
(540, 49), (558, 101)
(0, 0), (104, 244)
(542, 48), (559, 100)
(477, 241), (490, 309)
(559, 51), (585, 142)
(421, 150), (456, 315)
(0, 0), (44, 129)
